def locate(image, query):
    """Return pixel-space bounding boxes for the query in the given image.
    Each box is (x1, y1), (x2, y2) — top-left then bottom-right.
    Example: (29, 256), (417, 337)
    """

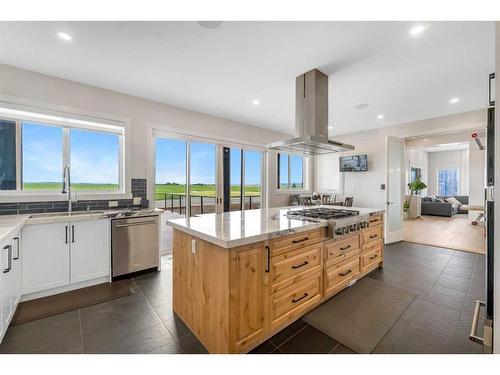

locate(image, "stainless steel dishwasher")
(111, 215), (159, 277)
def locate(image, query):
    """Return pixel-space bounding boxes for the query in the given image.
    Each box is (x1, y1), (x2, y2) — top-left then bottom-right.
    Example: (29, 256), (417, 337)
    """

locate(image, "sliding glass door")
(222, 147), (263, 212)
(155, 134), (264, 216)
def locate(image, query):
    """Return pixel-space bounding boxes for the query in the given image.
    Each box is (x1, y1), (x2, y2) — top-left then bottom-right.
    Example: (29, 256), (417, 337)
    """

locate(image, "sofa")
(421, 195), (469, 217)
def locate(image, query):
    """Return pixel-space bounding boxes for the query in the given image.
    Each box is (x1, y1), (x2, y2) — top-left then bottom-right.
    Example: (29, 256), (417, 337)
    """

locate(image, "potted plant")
(405, 178), (427, 219)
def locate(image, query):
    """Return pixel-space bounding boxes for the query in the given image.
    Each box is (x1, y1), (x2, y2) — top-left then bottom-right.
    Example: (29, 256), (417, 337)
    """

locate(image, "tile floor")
(0, 242), (486, 354)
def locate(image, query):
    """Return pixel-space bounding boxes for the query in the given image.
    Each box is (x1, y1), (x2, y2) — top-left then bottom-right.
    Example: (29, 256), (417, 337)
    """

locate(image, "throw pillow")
(445, 196), (462, 206)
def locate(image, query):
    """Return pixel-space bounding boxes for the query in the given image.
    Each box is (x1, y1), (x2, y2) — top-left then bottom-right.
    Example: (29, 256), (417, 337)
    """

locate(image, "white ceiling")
(0, 21), (494, 136)
(424, 142), (470, 153)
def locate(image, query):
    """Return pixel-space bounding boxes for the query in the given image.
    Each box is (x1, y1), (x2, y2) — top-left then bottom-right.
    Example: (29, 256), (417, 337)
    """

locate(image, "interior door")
(385, 136), (405, 243)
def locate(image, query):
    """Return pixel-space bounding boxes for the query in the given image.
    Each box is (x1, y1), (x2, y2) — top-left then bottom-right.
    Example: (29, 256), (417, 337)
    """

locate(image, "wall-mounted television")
(339, 155), (368, 172)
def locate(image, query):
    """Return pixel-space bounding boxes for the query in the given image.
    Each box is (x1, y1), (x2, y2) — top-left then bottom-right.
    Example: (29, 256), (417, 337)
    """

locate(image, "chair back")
(344, 197), (354, 207)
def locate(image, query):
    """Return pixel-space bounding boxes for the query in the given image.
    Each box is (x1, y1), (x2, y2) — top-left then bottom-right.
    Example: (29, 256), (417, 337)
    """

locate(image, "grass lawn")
(23, 182), (119, 191)
(155, 184), (260, 200)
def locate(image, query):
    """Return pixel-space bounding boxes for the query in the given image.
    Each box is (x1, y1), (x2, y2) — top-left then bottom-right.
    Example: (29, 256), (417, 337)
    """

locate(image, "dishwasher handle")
(115, 220), (157, 228)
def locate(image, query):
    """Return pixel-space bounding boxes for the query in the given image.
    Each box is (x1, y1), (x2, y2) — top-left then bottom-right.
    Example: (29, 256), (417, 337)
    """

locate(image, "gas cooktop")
(286, 207), (359, 221)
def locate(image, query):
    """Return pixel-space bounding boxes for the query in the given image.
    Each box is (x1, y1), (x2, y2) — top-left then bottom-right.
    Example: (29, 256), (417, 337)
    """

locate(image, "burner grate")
(287, 207), (359, 220)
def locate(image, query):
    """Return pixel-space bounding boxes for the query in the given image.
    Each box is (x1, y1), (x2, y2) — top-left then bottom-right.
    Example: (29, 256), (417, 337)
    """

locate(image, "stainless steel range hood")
(267, 69), (354, 156)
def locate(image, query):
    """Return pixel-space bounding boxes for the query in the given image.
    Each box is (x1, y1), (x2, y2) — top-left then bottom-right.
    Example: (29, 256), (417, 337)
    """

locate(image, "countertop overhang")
(167, 206), (385, 248)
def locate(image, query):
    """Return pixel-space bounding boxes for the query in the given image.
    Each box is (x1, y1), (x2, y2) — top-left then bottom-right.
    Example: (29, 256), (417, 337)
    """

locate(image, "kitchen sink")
(28, 210), (105, 219)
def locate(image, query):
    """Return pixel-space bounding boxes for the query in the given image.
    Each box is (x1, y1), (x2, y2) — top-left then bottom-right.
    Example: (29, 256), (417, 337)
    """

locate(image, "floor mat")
(11, 280), (135, 326)
(302, 277), (416, 353)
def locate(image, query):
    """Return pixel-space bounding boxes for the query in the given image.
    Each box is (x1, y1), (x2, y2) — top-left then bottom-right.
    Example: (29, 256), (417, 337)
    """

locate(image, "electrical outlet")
(191, 239), (197, 254)
(348, 279), (357, 287)
(109, 201), (118, 208)
(133, 197), (142, 205)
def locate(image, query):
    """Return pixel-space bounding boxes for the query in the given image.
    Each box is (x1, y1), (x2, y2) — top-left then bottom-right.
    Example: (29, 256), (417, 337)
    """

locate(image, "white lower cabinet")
(70, 220), (110, 284)
(22, 222), (70, 294)
(0, 230), (22, 343)
(22, 219), (111, 297)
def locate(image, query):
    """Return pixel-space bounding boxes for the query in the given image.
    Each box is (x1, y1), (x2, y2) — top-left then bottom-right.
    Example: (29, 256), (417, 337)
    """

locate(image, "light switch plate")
(109, 201), (118, 207)
(191, 239), (197, 254)
(133, 197), (142, 205)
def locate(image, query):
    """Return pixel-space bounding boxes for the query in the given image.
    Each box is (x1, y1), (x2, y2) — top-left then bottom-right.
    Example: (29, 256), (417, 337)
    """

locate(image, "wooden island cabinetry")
(172, 214), (384, 354)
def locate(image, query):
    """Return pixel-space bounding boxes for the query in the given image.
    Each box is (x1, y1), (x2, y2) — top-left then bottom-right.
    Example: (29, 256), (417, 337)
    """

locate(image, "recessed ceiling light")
(252, 99), (260, 105)
(409, 25), (426, 36)
(354, 103), (370, 110)
(198, 21), (223, 29)
(377, 114), (385, 119)
(449, 98), (460, 103)
(57, 32), (72, 41)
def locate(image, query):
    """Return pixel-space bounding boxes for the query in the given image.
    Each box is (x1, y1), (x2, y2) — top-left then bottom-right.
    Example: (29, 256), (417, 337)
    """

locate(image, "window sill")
(0, 192), (132, 203)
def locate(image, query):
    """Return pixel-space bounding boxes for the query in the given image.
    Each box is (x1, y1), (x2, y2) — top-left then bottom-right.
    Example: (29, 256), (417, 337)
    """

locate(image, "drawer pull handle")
(292, 292), (309, 303)
(292, 237), (309, 244)
(369, 234), (378, 239)
(369, 254), (378, 260)
(265, 246), (270, 273)
(340, 245), (351, 251)
(292, 261), (309, 269)
(369, 219), (379, 223)
(339, 269), (352, 277)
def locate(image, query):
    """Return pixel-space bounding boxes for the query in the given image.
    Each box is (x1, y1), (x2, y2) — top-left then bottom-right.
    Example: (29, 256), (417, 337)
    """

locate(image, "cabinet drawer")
(361, 225), (383, 247)
(268, 228), (323, 257)
(324, 256), (360, 297)
(367, 215), (383, 228)
(270, 272), (322, 329)
(324, 235), (360, 267)
(362, 244), (382, 270)
(269, 242), (322, 293)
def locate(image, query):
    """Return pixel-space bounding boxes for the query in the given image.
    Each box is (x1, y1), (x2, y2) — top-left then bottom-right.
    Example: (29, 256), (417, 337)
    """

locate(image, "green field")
(23, 182), (119, 191)
(155, 184), (260, 200)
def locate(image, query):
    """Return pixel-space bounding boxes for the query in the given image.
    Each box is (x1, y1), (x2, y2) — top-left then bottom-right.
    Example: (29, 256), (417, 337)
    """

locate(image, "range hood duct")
(267, 69), (354, 155)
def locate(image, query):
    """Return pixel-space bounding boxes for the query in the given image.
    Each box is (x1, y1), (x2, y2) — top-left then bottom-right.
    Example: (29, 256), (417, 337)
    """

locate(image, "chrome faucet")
(62, 163), (72, 213)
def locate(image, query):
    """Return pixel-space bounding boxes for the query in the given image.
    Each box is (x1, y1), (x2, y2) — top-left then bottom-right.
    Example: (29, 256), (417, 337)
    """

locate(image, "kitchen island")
(167, 206), (384, 353)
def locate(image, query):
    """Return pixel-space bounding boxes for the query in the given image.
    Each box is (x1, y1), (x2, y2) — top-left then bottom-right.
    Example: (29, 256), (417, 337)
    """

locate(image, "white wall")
(426, 149), (469, 196)
(0, 64), (292, 208)
(405, 149), (429, 196)
(315, 109), (487, 209)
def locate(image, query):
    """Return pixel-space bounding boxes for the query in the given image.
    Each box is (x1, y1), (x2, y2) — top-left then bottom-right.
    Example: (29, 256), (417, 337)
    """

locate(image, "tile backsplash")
(0, 178), (148, 215)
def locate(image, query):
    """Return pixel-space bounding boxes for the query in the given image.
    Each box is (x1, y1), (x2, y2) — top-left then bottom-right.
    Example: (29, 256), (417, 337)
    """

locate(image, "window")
(0, 111), (124, 195)
(278, 153), (304, 190)
(0, 119), (16, 190)
(22, 122), (63, 190)
(70, 129), (120, 191)
(437, 168), (459, 196)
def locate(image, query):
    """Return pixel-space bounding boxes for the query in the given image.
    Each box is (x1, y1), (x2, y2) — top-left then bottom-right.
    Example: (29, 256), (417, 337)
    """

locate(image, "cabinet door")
(22, 222), (70, 294)
(11, 233), (22, 307)
(70, 219), (110, 284)
(0, 239), (10, 341)
(230, 242), (267, 353)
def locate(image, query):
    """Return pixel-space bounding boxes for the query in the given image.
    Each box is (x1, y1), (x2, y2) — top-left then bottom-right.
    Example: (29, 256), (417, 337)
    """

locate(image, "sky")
(22, 122), (119, 184)
(155, 138), (270, 186)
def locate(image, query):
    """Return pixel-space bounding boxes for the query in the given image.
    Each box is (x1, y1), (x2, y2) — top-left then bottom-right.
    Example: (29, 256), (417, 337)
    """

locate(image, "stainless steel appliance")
(469, 77), (494, 353)
(267, 69), (355, 155)
(286, 207), (374, 239)
(111, 215), (159, 277)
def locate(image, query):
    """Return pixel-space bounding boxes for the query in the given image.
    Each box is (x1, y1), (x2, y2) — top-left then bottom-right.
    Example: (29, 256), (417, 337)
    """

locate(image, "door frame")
(147, 123), (267, 216)
(385, 135), (405, 243)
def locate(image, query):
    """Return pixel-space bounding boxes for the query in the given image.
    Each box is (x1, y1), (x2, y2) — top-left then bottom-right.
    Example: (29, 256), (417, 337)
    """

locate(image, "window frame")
(0, 114), (126, 200)
(277, 152), (306, 192)
(436, 167), (461, 196)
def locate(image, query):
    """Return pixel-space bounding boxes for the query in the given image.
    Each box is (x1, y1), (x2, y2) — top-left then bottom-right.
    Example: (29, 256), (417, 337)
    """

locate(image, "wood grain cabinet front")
(361, 243), (383, 271)
(230, 242), (267, 353)
(361, 225), (383, 247)
(324, 256), (360, 298)
(269, 242), (322, 294)
(268, 228), (323, 257)
(269, 272), (322, 331)
(324, 235), (360, 267)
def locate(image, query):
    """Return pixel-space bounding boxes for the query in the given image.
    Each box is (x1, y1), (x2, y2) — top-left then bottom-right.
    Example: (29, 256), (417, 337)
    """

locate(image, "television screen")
(339, 155), (368, 172)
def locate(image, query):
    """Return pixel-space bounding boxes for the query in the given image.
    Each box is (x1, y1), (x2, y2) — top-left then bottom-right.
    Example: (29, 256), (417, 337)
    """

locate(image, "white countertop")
(167, 206), (385, 248)
(0, 208), (163, 243)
